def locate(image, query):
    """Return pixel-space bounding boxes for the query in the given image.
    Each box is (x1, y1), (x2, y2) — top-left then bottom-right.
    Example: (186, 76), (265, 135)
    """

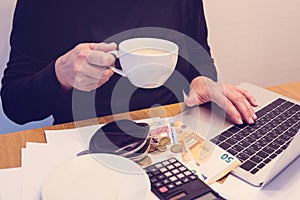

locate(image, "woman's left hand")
(185, 76), (258, 124)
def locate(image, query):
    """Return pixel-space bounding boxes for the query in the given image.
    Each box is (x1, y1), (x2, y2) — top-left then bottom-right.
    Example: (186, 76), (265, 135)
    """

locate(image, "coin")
(149, 150), (161, 155)
(176, 128), (183, 134)
(151, 137), (159, 144)
(159, 136), (171, 146)
(149, 143), (158, 153)
(170, 144), (183, 153)
(181, 124), (187, 129)
(174, 121), (181, 128)
(156, 144), (167, 152)
(137, 155), (152, 167)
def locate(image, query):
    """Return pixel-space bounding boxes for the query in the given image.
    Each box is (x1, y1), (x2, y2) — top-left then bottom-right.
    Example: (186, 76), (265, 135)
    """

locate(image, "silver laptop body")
(175, 82), (300, 187)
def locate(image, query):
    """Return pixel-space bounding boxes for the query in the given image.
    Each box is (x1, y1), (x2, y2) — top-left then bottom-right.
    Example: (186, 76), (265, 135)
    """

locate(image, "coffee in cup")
(130, 48), (170, 55)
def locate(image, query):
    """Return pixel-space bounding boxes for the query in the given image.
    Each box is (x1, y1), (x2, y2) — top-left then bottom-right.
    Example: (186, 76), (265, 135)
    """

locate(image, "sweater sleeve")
(0, 47), (67, 124)
(0, 0), (72, 124)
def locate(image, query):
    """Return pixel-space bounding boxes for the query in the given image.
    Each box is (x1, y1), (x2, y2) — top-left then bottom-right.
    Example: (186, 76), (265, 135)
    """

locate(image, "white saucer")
(41, 153), (150, 200)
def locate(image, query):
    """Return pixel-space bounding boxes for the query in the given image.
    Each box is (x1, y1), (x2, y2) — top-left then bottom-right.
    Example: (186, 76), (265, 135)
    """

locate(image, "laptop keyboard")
(211, 98), (300, 175)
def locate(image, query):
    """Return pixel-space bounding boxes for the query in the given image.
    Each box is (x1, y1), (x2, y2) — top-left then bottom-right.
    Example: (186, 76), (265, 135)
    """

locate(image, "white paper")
(0, 167), (22, 200)
(21, 142), (85, 200)
(21, 148), (25, 167)
(45, 124), (100, 147)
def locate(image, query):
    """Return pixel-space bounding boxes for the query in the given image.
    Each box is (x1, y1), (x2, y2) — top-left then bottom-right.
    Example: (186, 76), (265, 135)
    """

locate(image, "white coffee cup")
(109, 38), (178, 88)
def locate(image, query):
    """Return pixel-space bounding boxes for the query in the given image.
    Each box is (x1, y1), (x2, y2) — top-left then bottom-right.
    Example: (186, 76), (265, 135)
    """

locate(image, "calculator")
(144, 158), (225, 200)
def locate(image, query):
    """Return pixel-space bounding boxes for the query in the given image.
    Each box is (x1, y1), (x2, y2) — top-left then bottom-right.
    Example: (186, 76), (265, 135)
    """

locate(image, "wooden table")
(0, 82), (299, 169)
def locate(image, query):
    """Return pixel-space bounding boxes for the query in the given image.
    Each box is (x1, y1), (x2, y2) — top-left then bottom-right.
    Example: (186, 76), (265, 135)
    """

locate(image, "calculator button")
(154, 182), (163, 188)
(165, 171), (172, 177)
(150, 177), (158, 183)
(169, 158), (177, 163)
(157, 174), (166, 180)
(147, 172), (153, 178)
(167, 183), (176, 190)
(169, 176), (178, 182)
(190, 175), (197, 180)
(174, 162), (181, 167)
(182, 177), (190, 183)
(167, 164), (175, 170)
(172, 169), (180, 174)
(159, 186), (168, 193)
(162, 161), (170, 166)
(155, 163), (163, 168)
(175, 180), (183, 186)
(148, 166), (156, 171)
(179, 166), (186, 171)
(151, 168), (160, 175)
(184, 171), (192, 176)
(160, 167), (168, 173)
(177, 173), (185, 179)
(162, 179), (170, 184)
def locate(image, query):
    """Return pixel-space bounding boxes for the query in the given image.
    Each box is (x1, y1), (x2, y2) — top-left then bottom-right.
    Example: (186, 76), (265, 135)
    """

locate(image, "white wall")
(204, 0), (300, 87)
(0, 0), (52, 134)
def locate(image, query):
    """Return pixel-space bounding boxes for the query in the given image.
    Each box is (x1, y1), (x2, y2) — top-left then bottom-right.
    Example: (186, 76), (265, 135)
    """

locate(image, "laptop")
(208, 82), (300, 187)
(179, 83), (300, 187)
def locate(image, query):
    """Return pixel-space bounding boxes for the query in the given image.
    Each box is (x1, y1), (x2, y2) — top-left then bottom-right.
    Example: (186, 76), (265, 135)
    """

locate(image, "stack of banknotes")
(137, 117), (241, 185)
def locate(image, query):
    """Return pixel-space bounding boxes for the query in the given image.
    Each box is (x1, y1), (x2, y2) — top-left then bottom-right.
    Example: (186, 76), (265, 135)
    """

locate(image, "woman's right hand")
(55, 42), (117, 92)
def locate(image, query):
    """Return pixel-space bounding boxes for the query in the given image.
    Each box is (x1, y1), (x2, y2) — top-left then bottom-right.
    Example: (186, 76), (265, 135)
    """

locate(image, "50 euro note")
(174, 121), (241, 185)
(142, 118), (241, 185)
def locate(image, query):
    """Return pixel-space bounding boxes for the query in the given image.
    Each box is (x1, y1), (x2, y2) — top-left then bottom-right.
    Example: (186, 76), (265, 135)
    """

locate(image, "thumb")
(185, 90), (199, 107)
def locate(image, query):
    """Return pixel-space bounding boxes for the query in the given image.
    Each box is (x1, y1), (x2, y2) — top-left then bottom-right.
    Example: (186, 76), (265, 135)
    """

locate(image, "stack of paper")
(0, 121), (161, 200)
(0, 167), (22, 200)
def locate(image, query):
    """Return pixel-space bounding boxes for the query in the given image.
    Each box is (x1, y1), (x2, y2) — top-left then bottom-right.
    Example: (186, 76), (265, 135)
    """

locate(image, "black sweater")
(1, 0), (217, 125)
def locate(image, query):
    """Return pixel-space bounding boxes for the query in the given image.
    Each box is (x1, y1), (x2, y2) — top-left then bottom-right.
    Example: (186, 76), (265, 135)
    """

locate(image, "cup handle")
(108, 50), (126, 77)
(109, 66), (126, 77)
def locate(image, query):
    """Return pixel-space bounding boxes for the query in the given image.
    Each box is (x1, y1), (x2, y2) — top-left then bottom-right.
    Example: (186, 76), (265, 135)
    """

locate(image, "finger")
(185, 78), (211, 107)
(213, 92), (243, 124)
(185, 90), (201, 107)
(86, 50), (116, 67)
(237, 88), (258, 107)
(94, 42), (117, 52)
(74, 62), (113, 84)
(232, 97), (255, 124)
(226, 91), (256, 124)
(85, 66), (113, 81)
(185, 87), (215, 107)
(96, 71), (113, 88)
(100, 68), (114, 81)
(79, 59), (106, 79)
(73, 73), (97, 91)
(225, 99), (244, 124)
(74, 72), (111, 92)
